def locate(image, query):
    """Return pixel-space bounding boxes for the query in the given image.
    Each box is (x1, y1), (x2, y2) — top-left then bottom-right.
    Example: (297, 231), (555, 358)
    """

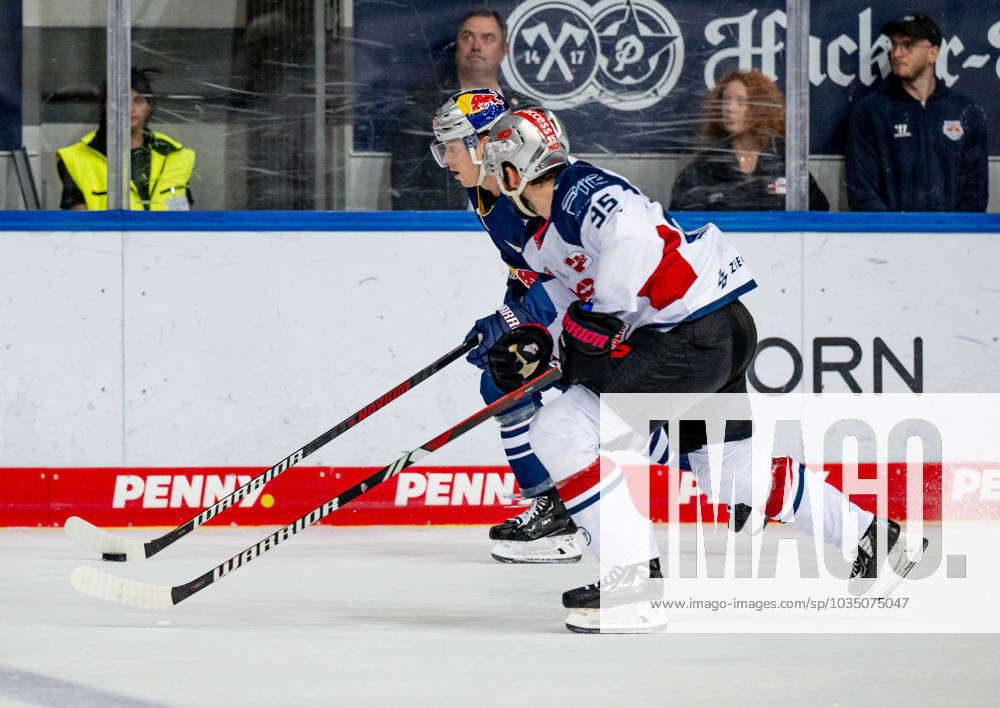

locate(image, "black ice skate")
(563, 559), (668, 634)
(489, 489), (582, 564)
(848, 517), (928, 598)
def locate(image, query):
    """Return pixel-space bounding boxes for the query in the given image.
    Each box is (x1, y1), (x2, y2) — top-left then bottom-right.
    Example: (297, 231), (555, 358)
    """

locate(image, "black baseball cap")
(881, 13), (942, 46)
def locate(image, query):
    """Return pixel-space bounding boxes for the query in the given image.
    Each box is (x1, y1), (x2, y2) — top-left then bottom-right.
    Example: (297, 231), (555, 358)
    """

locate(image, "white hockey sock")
(557, 458), (659, 568)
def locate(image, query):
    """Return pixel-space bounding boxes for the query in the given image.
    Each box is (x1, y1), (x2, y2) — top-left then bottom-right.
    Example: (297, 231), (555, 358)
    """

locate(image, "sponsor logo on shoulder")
(561, 173), (608, 216)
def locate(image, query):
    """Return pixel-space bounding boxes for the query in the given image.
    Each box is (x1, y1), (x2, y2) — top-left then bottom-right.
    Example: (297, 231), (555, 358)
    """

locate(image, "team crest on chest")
(574, 277), (595, 300)
(564, 251), (593, 273)
(943, 120), (964, 141)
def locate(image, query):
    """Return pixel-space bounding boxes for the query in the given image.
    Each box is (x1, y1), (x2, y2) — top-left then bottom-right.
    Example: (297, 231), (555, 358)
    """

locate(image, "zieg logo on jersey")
(394, 471), (518, 506)
(113, 474), (268, 509)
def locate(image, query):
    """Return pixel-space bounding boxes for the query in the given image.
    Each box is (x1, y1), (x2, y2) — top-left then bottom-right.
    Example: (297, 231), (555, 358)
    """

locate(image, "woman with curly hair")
(669, 70), (828, 211)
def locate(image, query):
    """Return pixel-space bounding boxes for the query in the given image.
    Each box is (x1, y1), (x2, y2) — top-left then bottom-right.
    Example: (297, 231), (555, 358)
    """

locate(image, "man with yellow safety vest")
(57, 68), (195, 211)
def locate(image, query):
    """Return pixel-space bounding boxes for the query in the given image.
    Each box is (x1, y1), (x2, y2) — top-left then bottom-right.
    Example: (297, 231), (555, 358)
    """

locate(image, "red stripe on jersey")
(638, 224), (697, 310)
(531, 219), (550, 248)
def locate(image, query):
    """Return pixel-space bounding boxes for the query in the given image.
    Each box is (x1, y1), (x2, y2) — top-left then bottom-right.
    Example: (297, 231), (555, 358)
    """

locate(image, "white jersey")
(519, 161), (756, 339)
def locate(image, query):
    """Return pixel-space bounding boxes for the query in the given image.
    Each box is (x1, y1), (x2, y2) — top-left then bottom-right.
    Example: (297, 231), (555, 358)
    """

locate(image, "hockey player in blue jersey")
(428, 89), (581, 563)
(480, 108), (928, 633)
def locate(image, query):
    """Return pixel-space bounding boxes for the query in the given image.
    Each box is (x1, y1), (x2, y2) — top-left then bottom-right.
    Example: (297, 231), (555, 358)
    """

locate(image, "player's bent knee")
(530, 409), (595, 483)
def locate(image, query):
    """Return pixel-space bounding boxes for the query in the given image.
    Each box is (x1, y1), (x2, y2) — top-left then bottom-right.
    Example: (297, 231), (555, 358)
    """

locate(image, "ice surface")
(1, 525), (998, 707)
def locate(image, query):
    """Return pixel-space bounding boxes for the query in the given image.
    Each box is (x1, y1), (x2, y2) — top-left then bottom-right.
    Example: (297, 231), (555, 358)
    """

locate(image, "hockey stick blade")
(70, 566), (173, 611)
(64, 516), (147, 561)
(70, 364), (560, 609)
(64, 338), (476, 562)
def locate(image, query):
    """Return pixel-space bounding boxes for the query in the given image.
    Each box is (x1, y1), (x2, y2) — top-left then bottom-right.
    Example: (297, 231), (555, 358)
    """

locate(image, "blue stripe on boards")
(2, 210), (998, 233)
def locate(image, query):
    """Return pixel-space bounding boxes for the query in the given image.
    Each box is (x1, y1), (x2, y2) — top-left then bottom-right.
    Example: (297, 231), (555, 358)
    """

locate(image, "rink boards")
(0, 211), (998, 527)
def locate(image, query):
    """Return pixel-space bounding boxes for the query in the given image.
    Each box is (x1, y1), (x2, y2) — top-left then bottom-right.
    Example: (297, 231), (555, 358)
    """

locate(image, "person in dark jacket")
(389, 7), (527, 210)
(670, 69), (829, 211)
(846, 13), (988, 212)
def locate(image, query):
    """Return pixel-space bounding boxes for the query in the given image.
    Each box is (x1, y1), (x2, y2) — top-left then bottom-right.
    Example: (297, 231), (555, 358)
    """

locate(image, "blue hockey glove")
(466, 304), (528, 369)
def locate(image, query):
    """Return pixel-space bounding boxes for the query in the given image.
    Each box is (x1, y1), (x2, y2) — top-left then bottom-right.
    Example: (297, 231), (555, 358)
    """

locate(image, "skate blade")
(490, 535), (582, 564)
(565, 605), (669, 634)
(875, 537), (929, 599)
(849, 536), (929, 597)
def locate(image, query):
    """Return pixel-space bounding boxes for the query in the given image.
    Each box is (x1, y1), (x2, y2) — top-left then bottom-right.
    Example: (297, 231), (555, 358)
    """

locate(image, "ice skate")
(849, 518), (928, 598)
(490, 489), (582, 563)
(563, 559), (668, 634)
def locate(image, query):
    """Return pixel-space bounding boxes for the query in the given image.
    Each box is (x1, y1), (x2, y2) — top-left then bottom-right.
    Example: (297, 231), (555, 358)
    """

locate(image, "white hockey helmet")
(430, 88), (510, 186)
(484, 107), (570, 217)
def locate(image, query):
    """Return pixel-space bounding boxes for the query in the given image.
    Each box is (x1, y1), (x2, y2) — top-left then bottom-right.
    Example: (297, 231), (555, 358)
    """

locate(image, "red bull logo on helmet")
(469, 92), (505, 113)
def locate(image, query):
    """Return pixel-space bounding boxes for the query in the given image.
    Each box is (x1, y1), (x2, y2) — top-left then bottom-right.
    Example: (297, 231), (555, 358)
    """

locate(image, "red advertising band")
(64, 337), (478, 562)
(69, 364), (563, 610)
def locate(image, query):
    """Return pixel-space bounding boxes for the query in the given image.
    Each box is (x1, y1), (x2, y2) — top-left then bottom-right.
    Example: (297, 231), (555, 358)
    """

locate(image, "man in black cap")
(846, 13), (988, 211)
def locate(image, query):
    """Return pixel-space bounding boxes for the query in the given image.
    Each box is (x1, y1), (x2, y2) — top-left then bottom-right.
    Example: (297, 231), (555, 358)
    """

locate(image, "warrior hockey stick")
(70, 364), (561, 610)
(65, 338), (477, 562)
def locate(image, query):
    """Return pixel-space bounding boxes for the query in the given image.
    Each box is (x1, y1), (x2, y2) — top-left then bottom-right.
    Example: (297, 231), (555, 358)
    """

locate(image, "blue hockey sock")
(480, 370), (554, 497)
(497, 402), (553, 497)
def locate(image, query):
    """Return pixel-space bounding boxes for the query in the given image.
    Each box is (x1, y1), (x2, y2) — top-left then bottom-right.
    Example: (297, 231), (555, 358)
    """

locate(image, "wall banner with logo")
(353, 0), (1000, 155)
(2, 463), (979, 528)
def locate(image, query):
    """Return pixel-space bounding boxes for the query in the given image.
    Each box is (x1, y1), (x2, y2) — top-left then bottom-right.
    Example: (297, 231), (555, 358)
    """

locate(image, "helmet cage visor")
(430, 132), (481, 168)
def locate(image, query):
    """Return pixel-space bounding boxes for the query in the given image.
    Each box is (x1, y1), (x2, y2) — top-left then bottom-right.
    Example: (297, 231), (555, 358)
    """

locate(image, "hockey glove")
(558, 301), (625, 386)
(488, 324), (554, 392)
(466, 304), (530, 369)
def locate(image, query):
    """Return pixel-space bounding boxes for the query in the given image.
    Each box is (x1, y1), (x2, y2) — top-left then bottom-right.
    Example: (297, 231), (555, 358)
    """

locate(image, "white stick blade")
(64, 516), (146, 560)
(70, 566), (174, 611)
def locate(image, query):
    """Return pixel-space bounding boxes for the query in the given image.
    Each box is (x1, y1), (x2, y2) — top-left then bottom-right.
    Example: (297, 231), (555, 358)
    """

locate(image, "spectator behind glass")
(846, 13), (988, 212)
(669, 70), (829, 211)
(389, 7), (528, 211)
(56, 68), (195, 211)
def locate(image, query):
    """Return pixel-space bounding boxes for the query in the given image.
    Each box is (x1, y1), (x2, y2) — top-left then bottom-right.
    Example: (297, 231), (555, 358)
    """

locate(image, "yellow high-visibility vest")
(56, 130), (196, 210)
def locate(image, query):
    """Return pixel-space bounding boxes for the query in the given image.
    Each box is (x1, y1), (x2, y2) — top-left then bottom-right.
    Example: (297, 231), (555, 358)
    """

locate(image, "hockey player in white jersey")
(480, 108), (928, 633)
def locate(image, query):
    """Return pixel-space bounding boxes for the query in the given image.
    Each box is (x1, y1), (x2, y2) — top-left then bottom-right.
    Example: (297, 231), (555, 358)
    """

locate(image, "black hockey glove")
(558, 301), (625, 386)
(487, 324), (554, 392)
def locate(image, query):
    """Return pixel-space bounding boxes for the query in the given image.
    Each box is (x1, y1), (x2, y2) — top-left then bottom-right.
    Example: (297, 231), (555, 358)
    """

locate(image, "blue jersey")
(467, 187), (557, 328)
